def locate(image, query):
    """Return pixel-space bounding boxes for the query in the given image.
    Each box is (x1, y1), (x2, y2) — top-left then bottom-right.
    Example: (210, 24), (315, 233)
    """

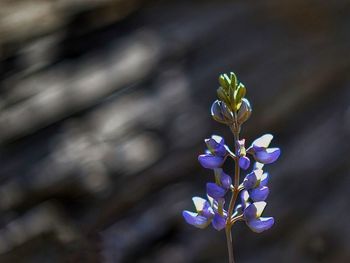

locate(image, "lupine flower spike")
(182, 72), (281, 263)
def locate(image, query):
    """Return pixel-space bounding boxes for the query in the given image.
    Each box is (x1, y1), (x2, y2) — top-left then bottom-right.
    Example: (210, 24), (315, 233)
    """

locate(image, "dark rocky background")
(0, 0), (350, 262)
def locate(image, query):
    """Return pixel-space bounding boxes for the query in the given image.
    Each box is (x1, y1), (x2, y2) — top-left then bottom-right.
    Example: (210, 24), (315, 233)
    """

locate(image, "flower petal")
(260, 173), (269, 187)
(243, 201), (266, 221)
(211, 135), (225, 145)
(212, 213), (226, 231)
(240, 190), (250, 209)
(246, 217), (274, 233)
(237, 139), (246, 148)
(254, 148), (280, 164)
(220, 171), (232, 190)
(198, 154), (224, 169)
(254, 201), (267, 217)
(205, 135), (226, 157)
(250, 186), (269, 202)
(207, 195), (214, 207)
(206, 183), (226, 199)
(202, 201), (214, 218)
(243, 169), (263, 190)
(192, 197), (206, 212)
(252, 134), (273, 150)
(239, 156), (250, 170)
(182, 211), (210, 229)
(254, 162), (264, 170)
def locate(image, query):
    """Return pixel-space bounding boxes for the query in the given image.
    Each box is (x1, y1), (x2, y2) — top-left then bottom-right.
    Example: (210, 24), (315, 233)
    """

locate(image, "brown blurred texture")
(1, 0), (350, 262)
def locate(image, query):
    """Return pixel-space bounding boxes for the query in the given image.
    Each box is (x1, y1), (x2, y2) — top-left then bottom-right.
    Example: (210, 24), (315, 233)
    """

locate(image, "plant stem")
(225, 226), (235, 263)
(227, 157), (240, 223)
(227, 130), (240, 225)
(225, 129), (241, 263)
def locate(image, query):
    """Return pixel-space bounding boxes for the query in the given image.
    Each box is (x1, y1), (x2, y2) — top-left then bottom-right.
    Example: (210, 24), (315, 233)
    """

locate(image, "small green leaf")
(218, 74), (231, 91)
(223, 74), (231, 84)
(217, 87), (230, 104)
(218, 75), (227, 89)
(229, 72), (237, 89)
(234, 83), (246, 110)
(228, 87), (236, 111)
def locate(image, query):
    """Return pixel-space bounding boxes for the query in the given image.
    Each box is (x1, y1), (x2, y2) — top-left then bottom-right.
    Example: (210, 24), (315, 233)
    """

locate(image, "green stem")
(225, 226), (235, 263)
(227, 156), (240, 224)
(225, 129), (241, 263)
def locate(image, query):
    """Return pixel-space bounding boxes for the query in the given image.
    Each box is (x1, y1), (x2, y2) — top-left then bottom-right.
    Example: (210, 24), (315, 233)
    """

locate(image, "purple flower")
(219, 170), (232, 189)
(183, 197), (214, 229)
(198, 154), (224, 169)
(243, 169), (270, 201)
(247, 134), (281, 164)
(243, 201), (274, 233)
(250, 186), (269, 202)
(236, 139), (251, 170)
(183, 211), (210, 229)
(205, 135), (227, 157)
(207, 183), (226, 200)
(243, 169), (262, 190)
(206, 169), (232, 200)
(212, 213), (226, 231)
(183, 196), (227, 231)
(239, 156), (250, 170)
(198, 135), (228, 169)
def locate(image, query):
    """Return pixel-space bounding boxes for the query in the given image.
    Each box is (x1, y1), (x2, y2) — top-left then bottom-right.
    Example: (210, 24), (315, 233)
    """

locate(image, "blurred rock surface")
(0, 0), (350, 262)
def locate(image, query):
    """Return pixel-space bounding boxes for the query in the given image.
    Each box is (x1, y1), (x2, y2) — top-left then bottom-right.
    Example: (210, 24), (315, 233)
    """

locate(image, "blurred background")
(0, 0), (350, 262)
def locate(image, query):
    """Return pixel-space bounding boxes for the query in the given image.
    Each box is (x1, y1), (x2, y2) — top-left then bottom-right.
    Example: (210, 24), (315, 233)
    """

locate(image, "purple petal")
(254, 148), (280, 164)
(212, 213), (226, 231)
(182, 211), (210, 229)
(198, 154), (224, 169)
(250, 186), (269, 202)
(239, 156), (250, 170)
(206, 183), (226, 199)
(192, 197), (213, 218)
(216, 145), (227, 157)
(210, 197), (227, 215)
(205, 135), (226, 157)
(246, 217), (274, 233)
(220, 171), (232, 190)
(240, 190), (250, 209)
(260, 173), (269, 187)
(243, 170), (262, 190)
(243, 202), (266, 221)
(202, 202), (215, 218)
(243, 203), (257, 221)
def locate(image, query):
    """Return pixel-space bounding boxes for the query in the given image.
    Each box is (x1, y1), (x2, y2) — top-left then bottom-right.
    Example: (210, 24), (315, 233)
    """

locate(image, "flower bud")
(219, 101), (234, 121)
(239, 156), (250, 170)
(211, 100), (226, 124)
(237, 98), (252, 124)
(211, 100), (234, 125)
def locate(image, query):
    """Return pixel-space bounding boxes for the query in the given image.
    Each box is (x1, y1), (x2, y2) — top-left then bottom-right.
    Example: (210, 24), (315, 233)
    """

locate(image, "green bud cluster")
(212, 72), (252, 127)
(217, 72), (246, 112)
